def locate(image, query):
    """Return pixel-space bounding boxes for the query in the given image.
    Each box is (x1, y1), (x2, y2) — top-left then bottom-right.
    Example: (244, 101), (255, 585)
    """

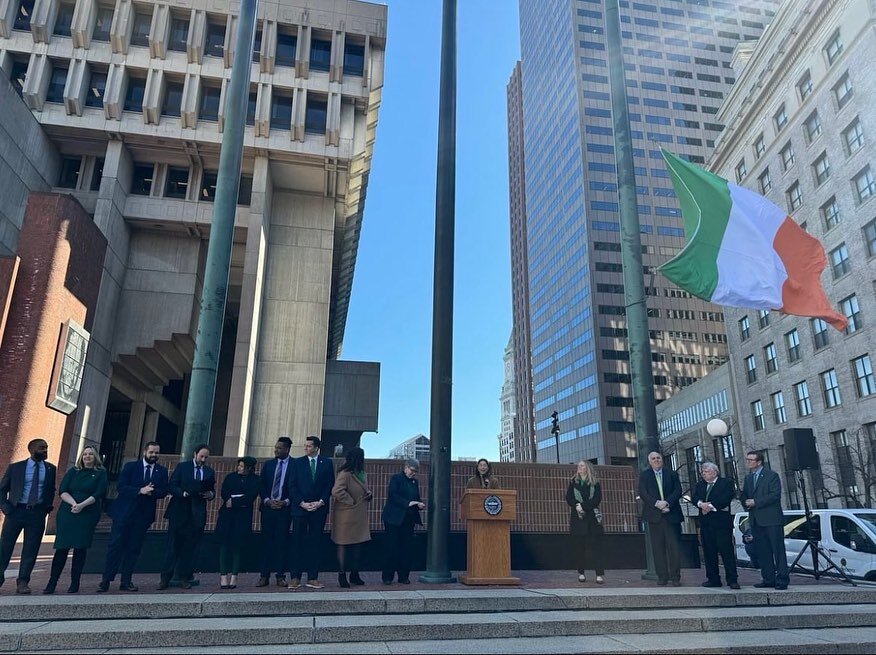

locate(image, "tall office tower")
(507, 60), (535, 462)
(712, 0), (876, 510)
(515, 0), (778, 464)
(498, 334), (517, 462)
(0, 0), (385, 467)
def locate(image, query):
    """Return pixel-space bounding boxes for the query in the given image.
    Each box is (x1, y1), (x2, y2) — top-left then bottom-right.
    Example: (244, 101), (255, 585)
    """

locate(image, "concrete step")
(5, 603), (876, 651)
(1, 585), (875, 622)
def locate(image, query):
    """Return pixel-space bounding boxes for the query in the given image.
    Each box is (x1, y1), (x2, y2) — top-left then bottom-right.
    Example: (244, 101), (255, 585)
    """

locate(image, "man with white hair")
(692, 461), (739, 589)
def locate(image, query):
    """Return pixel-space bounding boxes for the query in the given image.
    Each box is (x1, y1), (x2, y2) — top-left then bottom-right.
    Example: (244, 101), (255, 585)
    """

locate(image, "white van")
(733, 509), (876, 581)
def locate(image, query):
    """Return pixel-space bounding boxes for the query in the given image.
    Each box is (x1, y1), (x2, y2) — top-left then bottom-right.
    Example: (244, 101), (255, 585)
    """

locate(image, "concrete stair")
(2, 586), (875, 653)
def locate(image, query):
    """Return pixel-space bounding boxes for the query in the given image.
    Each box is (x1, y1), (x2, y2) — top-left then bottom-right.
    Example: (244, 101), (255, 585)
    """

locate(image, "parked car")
(733, 509), (876, 581)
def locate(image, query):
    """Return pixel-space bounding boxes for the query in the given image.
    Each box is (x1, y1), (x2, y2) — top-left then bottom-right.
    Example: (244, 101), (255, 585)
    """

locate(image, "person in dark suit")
(287, 436), (335, 589)
(381, 459), (424, 585)
(215, 456), (259, 590)
(692, 461), (739, 589)
(99, 441), (168, 592)
(565, 460), (605, 584)
(638, 451), (683, 586)
(158, 444), (216, 590)
(0, 439), (57, 594)
(256, 437), (293, 587)
(741, 450), (789, 590)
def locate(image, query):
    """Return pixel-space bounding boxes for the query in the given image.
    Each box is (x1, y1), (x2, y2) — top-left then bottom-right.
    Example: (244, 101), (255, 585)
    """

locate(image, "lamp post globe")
(706, 418), (729, 438)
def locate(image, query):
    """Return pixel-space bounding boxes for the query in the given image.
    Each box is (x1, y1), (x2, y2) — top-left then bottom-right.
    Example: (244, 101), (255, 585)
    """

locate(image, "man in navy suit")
(638, 451), (684, 586)
(257, 437), (293, 587)
(158, 444), (215, 590)
(98, 441), (168, 592)
(287, 436), (335, 589)
(0, 439), (57, 594)
(741, 450), (789, 590)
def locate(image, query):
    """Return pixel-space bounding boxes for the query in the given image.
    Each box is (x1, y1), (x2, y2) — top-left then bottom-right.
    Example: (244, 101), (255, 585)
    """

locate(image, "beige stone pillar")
(123, 401), (147, 460)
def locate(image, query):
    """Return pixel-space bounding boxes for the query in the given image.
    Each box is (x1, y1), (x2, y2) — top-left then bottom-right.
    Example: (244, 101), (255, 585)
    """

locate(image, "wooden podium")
(459, 489), (520, 585)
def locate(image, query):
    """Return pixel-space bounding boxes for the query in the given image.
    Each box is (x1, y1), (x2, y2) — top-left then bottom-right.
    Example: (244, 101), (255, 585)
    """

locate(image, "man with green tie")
(638, 451), (683, 586)
(692, 461), (739, 589)
(287, 436), (335, 589)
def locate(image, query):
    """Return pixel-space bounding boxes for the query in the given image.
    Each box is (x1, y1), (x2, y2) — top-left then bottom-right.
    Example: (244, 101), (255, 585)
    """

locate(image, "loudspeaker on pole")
(783, 428), (819, 471)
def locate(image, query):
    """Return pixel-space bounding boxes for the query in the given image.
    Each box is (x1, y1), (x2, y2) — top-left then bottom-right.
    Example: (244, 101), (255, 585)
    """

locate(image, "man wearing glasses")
(741, 451), (788, 590)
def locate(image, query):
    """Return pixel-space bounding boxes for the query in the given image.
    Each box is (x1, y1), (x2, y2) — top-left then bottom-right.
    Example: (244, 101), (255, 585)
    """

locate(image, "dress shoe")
(16, 581), (31, 595)
(753, 582), (775, 588)
(256, 576), (270, 587)
(275, 575), (287, 587)
(220, 575), (229, 589)
(157, 579), (170, 591)
(670, 580), (682, 587)
(338, 572), (350, 589)
(728, 583), (741, 590)
(119, 582), (139, 592)
(775, 584), (788, 590)
(701, 581), (722, 588)
(229, 575), (238, 590)
(42, 578), (58, 595)
(306, 579), (325, 589)
(67, 580), (80, 594)
(97, 580), (110, 593)
(179, 581), (192, 590)
(382, 579), (393, 586)
(578, 574), (587, 583)
(596, 576), (605, 585)
(349, 572), (365, 586)
(287, 578), (301, 590)
(657, 579), (668, 586)
(398, 578), (411, 585)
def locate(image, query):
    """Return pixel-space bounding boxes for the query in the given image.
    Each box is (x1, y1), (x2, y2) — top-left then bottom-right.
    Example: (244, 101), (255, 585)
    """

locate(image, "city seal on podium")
(483, 494), (502, 516)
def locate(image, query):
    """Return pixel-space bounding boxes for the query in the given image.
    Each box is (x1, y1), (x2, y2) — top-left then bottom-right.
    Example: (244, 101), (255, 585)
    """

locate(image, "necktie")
(655, 470), (664, 500)
(753, 471), (760, 488)
(196, 465), (202, 481)
(144, 465), (152, 485)
(310, 458), (316, 481)
(272, 460), (284, 499)
(706, 482), (714, 501)
(27, 462), (40, 505)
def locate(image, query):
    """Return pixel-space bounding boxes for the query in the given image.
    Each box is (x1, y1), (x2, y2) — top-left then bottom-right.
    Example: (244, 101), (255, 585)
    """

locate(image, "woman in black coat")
(215, 457), (259, 589)
(565, 459), (605, 584)
(381, 459), (424, 585)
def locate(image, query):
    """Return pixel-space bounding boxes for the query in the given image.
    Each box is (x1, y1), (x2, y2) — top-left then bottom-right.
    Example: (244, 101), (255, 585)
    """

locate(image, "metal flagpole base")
(418, 572), (458, 584)
(641, 522), (658, 580)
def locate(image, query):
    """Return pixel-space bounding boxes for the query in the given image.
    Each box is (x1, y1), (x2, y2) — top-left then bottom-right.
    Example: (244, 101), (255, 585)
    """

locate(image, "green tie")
(310, 458), (316, 481)
(655, 471), (664, 500)
(706, 482), (713, 501)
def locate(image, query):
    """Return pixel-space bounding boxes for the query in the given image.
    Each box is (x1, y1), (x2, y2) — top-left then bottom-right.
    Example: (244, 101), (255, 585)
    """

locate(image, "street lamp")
(706, 418), (729, 440)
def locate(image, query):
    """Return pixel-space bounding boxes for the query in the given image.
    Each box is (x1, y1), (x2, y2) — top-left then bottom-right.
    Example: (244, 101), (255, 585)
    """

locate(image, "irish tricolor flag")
(659, 150), (847, 331)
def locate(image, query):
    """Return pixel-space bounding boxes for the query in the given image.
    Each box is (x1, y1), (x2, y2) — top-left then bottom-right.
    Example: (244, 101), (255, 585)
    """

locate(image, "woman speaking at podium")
(465, 459), (501, 490)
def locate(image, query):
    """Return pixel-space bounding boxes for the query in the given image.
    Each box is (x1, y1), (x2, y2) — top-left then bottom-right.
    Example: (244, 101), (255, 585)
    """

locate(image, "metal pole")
(178, 0), (258, 460)
(604, 0), (660, 576)
(420, 0), (457, 585)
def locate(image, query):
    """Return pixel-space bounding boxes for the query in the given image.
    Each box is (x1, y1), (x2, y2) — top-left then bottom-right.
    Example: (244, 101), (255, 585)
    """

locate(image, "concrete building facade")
(0, 0), (385, 470)
(387, 434), (430, 463)
(515, 0), (778, 465)
(498, 334), (517, 462)
(711, 0), (876, 509)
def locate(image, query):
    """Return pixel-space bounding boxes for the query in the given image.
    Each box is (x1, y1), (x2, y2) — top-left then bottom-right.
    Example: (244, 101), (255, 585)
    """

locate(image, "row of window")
(750, 354), (875, 432)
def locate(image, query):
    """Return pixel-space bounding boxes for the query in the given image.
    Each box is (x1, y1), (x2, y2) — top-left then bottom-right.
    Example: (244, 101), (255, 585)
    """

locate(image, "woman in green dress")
(44, 446), (108, 594)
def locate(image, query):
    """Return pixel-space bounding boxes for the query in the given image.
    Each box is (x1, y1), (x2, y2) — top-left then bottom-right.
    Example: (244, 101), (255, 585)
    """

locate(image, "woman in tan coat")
(465, 459), (501, 490)
(331, 447), (372, 588)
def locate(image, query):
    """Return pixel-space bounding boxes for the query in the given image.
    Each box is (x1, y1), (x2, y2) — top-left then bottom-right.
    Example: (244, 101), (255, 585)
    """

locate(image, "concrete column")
(143, 409), (159, 443)
(143, 67), (163, 124)
(70, 0), (95, 48)
(30, 0), (59, 43)
(329, 29), (344, 83)
(103, 62), (125, 120)
(64, 56), (88, 116)
(222, 13), (235, 68)
(0, 0), (17, 37)
(148, 3), (169, 59)
(22, 53), (50, 110)
(123, 401), (146, 460)
(110, 0), (134, 54)
(295, 24), (310, 78)
(181, 71), (199, 128)
(260, 19), (275, 74)
(187, 8), (204, 64)
(291, 86), (305, 142)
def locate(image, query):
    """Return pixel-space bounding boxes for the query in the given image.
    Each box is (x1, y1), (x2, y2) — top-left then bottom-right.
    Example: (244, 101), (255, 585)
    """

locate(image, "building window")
(785, 329), (801, 363)
(85, 69), (107, 108)
(276, 30), (297, 67)
(821, 196), (840, 230)
(739, 316), (750, 341)
(794, 381), (812, 417)
(745, 354), (757, 383)
(764, 342), (778, 374)
(841, 294), (862, 335)
(164, 166), (189, 199)
(804, 111), (822, 143)
(787, 182), (802, 211)
(843, 118), (864, 155)
(780, 142), (795, 171)
(797, 71), (812, 101)
(199, 84), (221, 122)
(92, 5), (113, 42)
(205, 20), (225, 58)
(130, 10), (151, 47)
(310, 37), (332, 72)
(237, 175), (252, 205)
(834, 73), (853, 109)
(865, 218), (876, 257)
(199, 170), (217, 201)
(130, 164), (153, 195)
(758, 168), (772, 194)
(813, 153), (830, 186)
(13, 0), (34, 30)
(304, 95), (327, 134)
(852, 355), (875, 397)
(162, 80), (183, 117)
(45, 64), (68, 103)
(246, 90), (257, 126)
(825, 30), (843, 65)
(758, 309), (770, 329)
(735, 159), (747, 182)
(812, 318), (829, 350)
(821, 368), (842, 408)
(9, 59), (27, 97)
(57, 157), (81, 189)
(830, 243), (850, 278)
(751, 400), (764, 431)
(774, 104), (787, 131)
(168, 16), (189, 52)
(754, 134), (765, 159)
(270, 93), (292, 130)
(90, 157), (103, 191)
(831, 430), (856, 495)
(252, 27), (262, 63)
(854, 167), (875, 204)
(343, 42), (365, 76)
(124, 75), (147, 112)
(771, 391), (787, 424)
(53, 2), (74, 36)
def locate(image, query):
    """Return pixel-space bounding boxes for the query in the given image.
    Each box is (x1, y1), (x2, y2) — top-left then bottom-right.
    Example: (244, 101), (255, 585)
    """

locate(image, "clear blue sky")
(342, 1), (521, 460)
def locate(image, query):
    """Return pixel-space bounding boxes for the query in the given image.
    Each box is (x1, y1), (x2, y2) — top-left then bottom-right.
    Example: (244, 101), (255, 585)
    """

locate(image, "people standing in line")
(741, 450), (789, 590)
(381, 459), (424, 585)
(638, 451), (684, 586)
(565, 460), (605, 584)
(692, 461), (739, 590)
(215, 456), (259, 590)
(45, 446), (107, 594)
(465, 459), (502, 490)
(288, 436), (335, 590)
(257, 437), (293, 588)
(159, 444), (215, 590)
(331, 447), (373, 588)
(0, 439), (57, 594)
(99, 441), (168, 592)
